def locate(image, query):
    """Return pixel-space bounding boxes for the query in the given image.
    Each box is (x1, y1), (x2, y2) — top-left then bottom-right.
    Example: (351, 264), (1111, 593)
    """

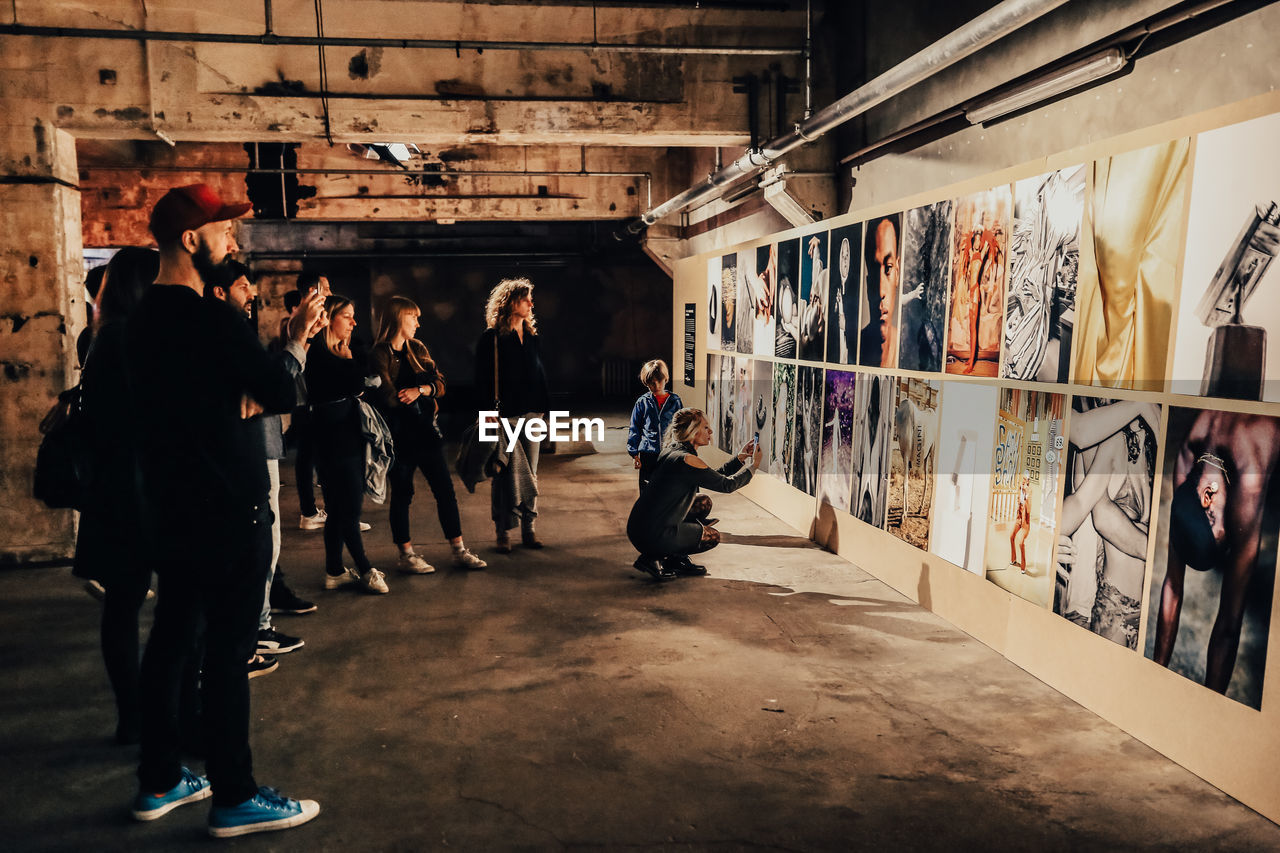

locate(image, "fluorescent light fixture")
(762, 178), (815, 227)
(965, 47), (1127, 125)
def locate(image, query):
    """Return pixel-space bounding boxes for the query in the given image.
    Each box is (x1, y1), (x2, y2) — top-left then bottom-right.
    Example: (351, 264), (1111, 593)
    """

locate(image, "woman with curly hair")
(372, 296), (487, 572)
(476, 278), (550, 553)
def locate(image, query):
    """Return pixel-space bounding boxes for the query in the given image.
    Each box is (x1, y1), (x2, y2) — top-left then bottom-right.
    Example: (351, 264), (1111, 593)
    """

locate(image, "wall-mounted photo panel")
(1074, 139), (1189, 391)
(799, 231), (829, 362)
(860, 213), (903, 369)
(851, 373), (894, 528)
(1170, 113), (1280, 402)
(1144, 406), (1280, 710)
(719, 251), (738, 353)
(771, 362), (797, 482)
(791, 365), (824, 496)
(751, 359), (774, 472)
(887, 377), (941, 550)
(984, 388), (1066, 608)
(705, 353), (721, 441)
(819, 369), (856, 512)
(734, 357), (754, 453)
(1003, 165), (1085, 383)
(827, 223), (863, 365)
(752, 244), (778, 357)
(930, 382), (1000, 574)
(899, 201), (953, 373)
(946, 187), (1010, 376)
(718, 354), (736, 454)
(775, 238), (801, 358)
(1054, 397), (1161, 647)
(735, 249), (755, 354)
(706, 257), (721, 350)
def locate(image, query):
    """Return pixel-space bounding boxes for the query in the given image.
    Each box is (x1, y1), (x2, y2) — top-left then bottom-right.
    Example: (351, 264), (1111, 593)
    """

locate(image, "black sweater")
(127, 284), (303, 527)
(475, 325), (550, 418)
(304, 335), (370, 457)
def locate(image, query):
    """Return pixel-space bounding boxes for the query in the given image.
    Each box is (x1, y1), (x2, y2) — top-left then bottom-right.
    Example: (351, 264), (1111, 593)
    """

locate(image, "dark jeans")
(101, 569), (152, 737)
(317, 453), (371, 573)
(637, 452), (659, 494)
(389, 425), (462, 544)
(293, 406), (318, 517)
(138, 505), (271, 807)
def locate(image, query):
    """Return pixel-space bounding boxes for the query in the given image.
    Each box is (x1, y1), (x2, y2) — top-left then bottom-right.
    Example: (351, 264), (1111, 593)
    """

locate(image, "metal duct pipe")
(625, 0), (1070, 233)
(0, 23), (804, 56)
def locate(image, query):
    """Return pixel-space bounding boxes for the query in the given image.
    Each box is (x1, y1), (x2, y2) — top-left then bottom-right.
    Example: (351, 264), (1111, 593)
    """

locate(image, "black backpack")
(33, 386), (88, 509)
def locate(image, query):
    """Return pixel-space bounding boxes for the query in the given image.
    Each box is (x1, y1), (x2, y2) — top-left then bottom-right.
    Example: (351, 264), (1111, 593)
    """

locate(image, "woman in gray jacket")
(626, 407), (761, 580)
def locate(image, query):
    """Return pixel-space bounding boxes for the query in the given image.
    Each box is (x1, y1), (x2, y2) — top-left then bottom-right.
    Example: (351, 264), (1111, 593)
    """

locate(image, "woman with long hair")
(476, 278), (550, 553)
(305, 294), (387, 594)
(372, 296), (487, 572)
(73, 247), (162, 743)
(626, 408), (760, 580)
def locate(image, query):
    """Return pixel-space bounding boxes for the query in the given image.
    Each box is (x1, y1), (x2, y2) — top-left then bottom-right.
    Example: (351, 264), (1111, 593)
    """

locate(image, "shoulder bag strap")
(493, 333), (500, 410)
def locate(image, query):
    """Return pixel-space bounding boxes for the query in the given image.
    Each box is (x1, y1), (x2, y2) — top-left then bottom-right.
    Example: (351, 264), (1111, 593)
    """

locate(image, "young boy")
(627, 359), (683, 493)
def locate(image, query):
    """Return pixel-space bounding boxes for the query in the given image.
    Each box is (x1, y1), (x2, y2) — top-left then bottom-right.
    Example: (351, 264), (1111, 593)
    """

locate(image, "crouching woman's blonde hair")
(667, 407), (707, 448)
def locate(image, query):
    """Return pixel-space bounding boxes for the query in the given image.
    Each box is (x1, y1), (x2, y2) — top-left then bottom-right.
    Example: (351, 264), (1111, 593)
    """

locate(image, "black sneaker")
(633, 556), (676, 581)
(256, 628), (304, 655)
(269, 589), (318, 616)
(247, 654), (279, 679)
(664, 555), (707, 577)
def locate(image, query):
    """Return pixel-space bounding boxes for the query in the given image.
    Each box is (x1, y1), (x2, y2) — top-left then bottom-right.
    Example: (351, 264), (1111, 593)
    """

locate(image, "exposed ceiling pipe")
(0, 23), (804, 56)
(624, 0), (1070, 234)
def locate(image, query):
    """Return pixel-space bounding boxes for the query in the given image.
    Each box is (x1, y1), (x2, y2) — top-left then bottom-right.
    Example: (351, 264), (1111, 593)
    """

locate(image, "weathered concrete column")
(0, 114), (85, 564)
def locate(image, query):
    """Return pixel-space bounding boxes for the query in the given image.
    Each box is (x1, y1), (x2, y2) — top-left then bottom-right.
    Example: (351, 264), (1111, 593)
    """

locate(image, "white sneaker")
(397, 552), (435, 574)
(323, 567), (361, 590)
(453, 548), (487, 569)
(358, 521), (372, 532)
(299, 509), (327, 531)
(360, 568), (389, 594)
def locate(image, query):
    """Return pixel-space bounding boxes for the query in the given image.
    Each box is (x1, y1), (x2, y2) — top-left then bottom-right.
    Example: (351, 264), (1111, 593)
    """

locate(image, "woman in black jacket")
(371, 296), (486, 572)
(73, 248), (163, 743)
(475, 278), (550, 553)
(626, 407), (759, 580)
(306, 294), (386, 594)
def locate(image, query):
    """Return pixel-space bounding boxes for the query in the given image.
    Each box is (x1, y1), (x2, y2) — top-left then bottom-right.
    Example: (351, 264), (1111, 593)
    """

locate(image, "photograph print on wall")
(705, 353), (721, 444)
(771, 361), (797, 482)
(719, 252), (738, 353)
(860, 213), (903, 369)
(1003, 165), (1085, 383)
(946, 186), (1009, 377)
(734, 356), (754, 452)
(898, 201), (952, 373)
(1073, 138), (1189, 391)
(827, 223), (863, 365)
(1054, 397), (1161, 647)
(1144, 405), (1280, 709)
(851, 373), (894, 528)
(886, 377), (941, 550)
(751, 359), (774, 473)
(735, 249), (755, 354)
(706, 258), (720, 350)
(1170, 112), (1280, 402)
(791, 365), (823, 496)
(799, 231), (829, 362)
(775, 238), (801, 359)
(983, 388), (1066, 608)
(930, 382), (999, 575)
(718, 354), (736, 454)
(819, 369), (856, 512)
(752, 243), (778, 357)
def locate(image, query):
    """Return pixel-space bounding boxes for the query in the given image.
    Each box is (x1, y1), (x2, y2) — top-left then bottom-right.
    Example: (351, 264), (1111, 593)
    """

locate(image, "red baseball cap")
(149, 183), (252, 241)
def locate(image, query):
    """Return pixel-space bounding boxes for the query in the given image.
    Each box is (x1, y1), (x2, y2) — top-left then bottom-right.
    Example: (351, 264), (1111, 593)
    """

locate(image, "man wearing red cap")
(125, 184), (326, 838)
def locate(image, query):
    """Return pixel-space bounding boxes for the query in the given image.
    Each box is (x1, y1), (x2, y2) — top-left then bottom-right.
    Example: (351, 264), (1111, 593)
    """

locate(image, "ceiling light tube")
(965, 47), (1127, 125)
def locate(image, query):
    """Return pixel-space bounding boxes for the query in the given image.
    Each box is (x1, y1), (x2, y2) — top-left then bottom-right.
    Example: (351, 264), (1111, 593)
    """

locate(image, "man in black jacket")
(127, 184), (325, 839)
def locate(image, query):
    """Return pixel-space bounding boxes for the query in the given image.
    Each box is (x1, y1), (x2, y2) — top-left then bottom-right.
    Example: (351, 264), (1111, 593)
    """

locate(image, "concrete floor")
(3, 412), (1279, 851)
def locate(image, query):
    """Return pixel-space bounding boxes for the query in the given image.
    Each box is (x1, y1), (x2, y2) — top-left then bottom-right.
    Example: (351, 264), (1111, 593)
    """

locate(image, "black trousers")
(317, 453), (371, 573)
(100, 568), (154, 736)
(389, 424), (462, 544)
(137, 504), (271, 807)
(637, 452), (659, 494)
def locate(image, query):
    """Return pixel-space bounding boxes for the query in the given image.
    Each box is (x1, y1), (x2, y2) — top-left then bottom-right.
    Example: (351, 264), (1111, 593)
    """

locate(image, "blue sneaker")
(131, 767), (212, 821)
(207, 786), (320, 838)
